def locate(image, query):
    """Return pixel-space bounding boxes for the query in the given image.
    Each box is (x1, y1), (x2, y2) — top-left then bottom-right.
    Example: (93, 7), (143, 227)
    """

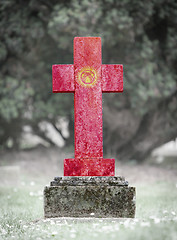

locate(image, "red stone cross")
(53, 37), (123, 176)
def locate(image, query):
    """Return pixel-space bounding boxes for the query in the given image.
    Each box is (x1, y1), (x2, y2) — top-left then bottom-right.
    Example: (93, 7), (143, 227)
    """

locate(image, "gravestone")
(44, 37), (136, 218)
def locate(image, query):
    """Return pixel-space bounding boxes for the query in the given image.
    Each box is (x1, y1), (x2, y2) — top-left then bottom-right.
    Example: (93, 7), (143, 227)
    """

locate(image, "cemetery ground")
(0, 147), (177, 240)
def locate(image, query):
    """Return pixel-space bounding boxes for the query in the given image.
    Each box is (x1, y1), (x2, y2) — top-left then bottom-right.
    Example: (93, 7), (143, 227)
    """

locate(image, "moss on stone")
(44, 177), (136, 218)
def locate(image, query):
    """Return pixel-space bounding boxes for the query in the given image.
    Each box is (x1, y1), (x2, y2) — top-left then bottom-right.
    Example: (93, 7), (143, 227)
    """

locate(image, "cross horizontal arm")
(102, 65), (123, 92)
(52, 65), (75, 93)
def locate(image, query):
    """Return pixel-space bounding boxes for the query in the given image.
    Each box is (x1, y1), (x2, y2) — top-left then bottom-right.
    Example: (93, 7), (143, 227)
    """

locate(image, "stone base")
(44, 177), (136, 218)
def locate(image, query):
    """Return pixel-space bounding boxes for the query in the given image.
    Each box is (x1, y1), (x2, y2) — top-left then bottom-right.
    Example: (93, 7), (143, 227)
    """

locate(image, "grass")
(0, 147), (177, 239)
(0, 179), (177, 240)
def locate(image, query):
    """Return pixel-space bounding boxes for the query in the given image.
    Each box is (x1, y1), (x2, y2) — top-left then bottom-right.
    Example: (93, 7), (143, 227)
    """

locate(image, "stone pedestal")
(44, 176), (136, 218)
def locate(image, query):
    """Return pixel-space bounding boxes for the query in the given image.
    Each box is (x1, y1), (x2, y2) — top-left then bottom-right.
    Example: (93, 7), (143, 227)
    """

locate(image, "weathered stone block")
(44, 177), (136, 218)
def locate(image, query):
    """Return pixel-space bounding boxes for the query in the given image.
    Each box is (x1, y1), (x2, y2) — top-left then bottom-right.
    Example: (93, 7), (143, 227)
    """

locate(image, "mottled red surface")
(74, 38), (103, 159)
(53, 37), (123, 176)
(64, 158), (115, 176)
(102, 65), (123, 92)
(53, 65), (74, 93)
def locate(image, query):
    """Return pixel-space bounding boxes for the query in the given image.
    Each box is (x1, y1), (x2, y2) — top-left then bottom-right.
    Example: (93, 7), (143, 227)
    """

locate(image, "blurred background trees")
(0, 0), (176, 161)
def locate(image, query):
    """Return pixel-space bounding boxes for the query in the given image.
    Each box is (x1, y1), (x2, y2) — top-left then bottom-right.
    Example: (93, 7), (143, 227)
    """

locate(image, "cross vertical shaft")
(74, 37), (103, 159)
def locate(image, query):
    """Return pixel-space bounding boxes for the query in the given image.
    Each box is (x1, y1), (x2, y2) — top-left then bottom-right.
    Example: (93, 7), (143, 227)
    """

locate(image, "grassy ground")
(0, 148), (177, 240)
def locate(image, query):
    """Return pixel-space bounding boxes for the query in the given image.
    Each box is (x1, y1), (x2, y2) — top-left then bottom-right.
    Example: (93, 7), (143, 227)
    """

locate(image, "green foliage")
(0, 77), (34, 121)
(0, 0), (176, 149)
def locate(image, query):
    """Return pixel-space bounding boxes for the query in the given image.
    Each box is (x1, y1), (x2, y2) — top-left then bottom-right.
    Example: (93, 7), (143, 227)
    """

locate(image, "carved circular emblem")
(77, 67), (97, 87)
